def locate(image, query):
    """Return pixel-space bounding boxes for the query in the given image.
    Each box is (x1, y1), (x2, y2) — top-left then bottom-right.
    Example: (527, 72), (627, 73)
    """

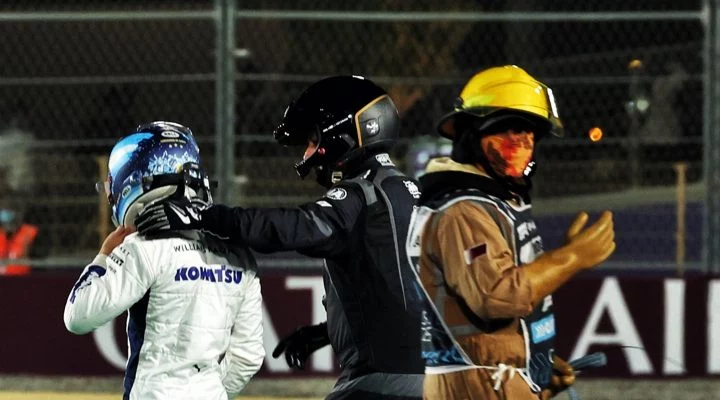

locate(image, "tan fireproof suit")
(418, 158), (540, 400)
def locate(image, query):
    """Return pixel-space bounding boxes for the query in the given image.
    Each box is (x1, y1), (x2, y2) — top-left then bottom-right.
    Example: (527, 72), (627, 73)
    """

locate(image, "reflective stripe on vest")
(0, 224), (38, 275)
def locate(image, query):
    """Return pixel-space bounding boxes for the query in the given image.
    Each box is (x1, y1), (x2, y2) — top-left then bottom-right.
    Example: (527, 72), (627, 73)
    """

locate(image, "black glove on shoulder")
(271, 322), (330, 370)
(135, 196), (208, 235)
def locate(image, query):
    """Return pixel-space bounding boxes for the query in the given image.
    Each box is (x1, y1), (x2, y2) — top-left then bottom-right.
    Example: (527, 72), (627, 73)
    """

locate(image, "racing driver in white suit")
(63, 121), (264, 400)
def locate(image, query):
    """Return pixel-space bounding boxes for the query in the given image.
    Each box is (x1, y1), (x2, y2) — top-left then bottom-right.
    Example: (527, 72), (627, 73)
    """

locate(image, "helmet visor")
(95, 176), (113, 206)
(274, 100), (318, 146)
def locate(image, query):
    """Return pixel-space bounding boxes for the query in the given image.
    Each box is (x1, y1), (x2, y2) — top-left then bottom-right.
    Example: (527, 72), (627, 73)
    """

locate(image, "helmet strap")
(331, 171), (343, 184)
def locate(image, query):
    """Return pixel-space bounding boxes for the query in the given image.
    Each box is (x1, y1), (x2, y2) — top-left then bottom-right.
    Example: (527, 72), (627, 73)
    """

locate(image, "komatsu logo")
(174, 265), (243, 284)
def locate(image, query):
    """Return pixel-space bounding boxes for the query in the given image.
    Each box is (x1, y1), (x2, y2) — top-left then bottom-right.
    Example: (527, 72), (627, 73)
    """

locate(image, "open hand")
(562, 211), (616, 270)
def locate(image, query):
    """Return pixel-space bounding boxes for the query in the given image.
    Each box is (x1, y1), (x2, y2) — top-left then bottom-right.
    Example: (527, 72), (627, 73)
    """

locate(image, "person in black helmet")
(135, 76), (425, 400)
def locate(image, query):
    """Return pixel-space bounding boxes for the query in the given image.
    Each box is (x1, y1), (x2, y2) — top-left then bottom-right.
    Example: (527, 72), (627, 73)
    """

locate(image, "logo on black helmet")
(365, 119), (380, 136)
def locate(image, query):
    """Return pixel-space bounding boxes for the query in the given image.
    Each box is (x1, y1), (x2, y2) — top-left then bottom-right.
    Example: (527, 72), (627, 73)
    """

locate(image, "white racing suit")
(64, 231), (264, 400)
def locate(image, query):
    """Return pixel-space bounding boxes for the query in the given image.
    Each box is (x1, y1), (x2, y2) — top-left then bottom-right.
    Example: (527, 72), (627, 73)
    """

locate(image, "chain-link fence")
(0, 3), (217, 263)
(0, 0), (714, 270)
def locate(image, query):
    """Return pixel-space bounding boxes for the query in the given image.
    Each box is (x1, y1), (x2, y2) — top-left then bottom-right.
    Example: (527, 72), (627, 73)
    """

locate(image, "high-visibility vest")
(0, 224), (38, 276)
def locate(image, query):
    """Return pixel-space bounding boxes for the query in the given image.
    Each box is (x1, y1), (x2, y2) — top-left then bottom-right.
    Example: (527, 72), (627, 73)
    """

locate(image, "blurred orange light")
(628, 59), (643, 70)
(589, 127), (603, 142)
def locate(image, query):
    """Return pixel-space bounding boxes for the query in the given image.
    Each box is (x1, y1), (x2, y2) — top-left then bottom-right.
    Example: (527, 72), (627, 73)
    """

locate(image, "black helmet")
(274, 75), (400, 186)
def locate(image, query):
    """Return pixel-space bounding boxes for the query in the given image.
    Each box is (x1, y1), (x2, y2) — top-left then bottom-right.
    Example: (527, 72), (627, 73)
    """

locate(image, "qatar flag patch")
(464, 243), (487, 265)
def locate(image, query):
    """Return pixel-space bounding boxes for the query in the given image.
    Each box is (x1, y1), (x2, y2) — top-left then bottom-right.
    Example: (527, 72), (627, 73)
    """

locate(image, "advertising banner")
(1, 271), (718, 378)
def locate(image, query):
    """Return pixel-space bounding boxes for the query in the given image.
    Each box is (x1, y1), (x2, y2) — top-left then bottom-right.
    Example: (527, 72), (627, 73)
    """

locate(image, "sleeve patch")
(325, 188), (347, 200)
(69, 265), (107, 304)
(108, 252), (124, 267)
(464, 243), (487, 265)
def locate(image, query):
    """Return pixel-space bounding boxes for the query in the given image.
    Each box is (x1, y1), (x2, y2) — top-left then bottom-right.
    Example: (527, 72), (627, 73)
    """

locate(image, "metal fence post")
(627, 60), (644, 188)
(214, 0), (237, 204)
(703, 0), (720, 274)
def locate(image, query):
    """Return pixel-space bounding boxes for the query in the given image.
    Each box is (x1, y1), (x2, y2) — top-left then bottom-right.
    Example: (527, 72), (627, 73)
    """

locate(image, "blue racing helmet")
(97, 121), (212, 228)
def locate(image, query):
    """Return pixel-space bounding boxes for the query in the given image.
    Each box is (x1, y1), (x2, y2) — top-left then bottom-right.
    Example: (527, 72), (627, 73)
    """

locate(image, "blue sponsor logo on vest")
(174, 265), (242, 284)
(530, 314), (555, 344)
(422, 347), (467, 366)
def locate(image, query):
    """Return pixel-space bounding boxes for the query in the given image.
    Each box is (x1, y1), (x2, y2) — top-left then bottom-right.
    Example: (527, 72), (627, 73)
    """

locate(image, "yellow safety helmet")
(436, 65), (564, 140)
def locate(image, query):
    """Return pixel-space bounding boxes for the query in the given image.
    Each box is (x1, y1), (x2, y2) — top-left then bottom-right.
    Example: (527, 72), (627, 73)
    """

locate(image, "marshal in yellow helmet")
(436, 65), (564, 139)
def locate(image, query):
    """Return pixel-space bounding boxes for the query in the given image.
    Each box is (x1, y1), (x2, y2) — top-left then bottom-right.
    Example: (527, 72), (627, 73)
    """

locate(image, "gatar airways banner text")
(1, 270), (718, 378)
